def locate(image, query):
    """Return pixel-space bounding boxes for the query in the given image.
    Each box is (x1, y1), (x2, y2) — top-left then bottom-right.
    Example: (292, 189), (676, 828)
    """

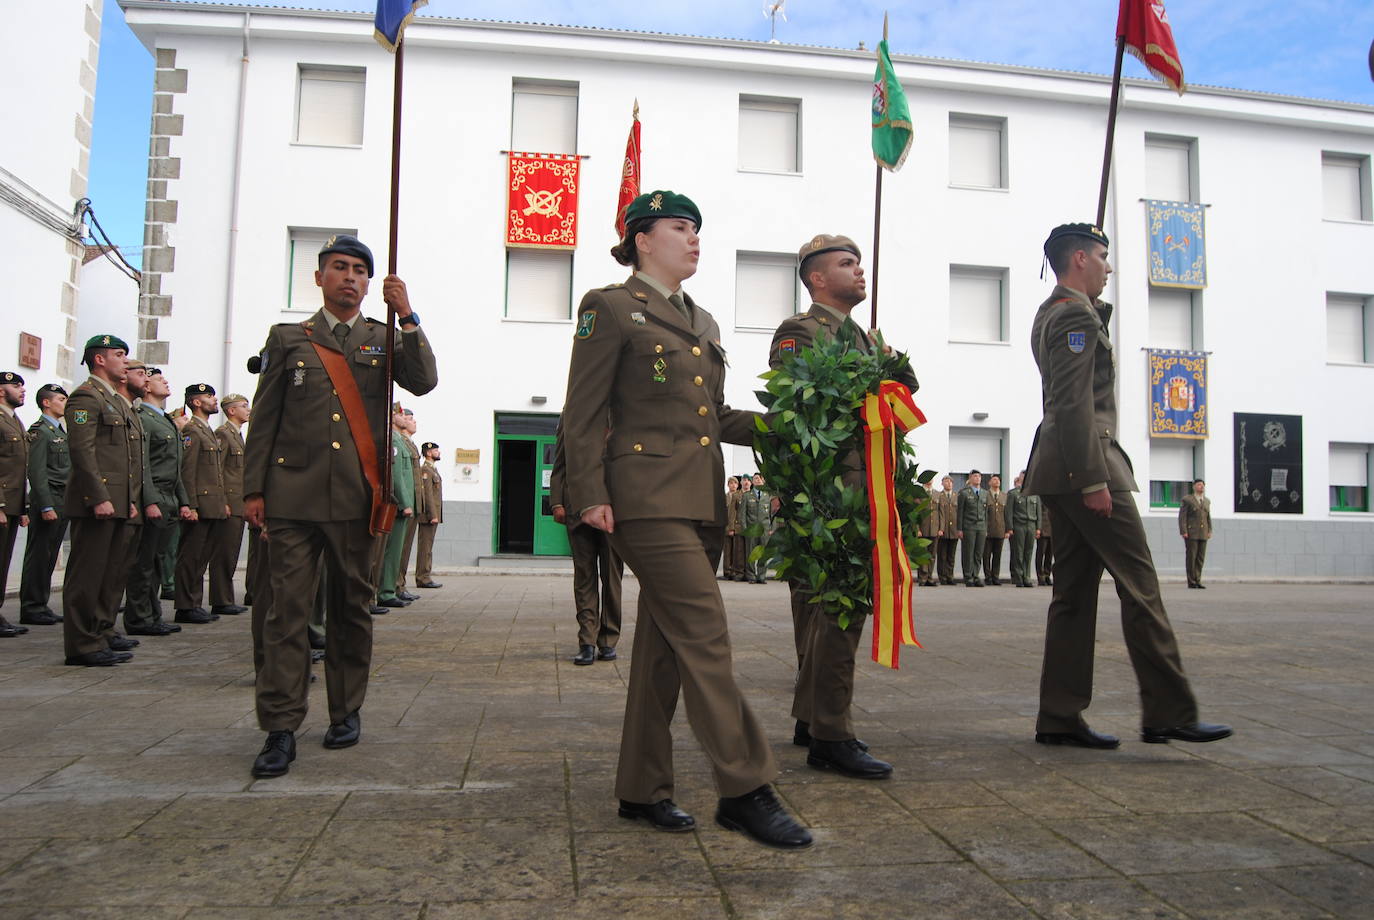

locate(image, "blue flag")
(375, 0), (427, 52)
(1146, 200), (1206, 289)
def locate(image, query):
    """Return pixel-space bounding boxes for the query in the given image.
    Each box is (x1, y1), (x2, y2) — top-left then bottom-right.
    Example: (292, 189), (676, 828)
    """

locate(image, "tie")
(334, 322), (349, 348)
(668, 293), (691, 324)
(841, 317), (869, 350)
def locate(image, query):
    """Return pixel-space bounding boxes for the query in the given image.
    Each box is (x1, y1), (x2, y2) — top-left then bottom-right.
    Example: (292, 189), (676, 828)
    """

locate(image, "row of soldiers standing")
(723, 473), (771, 584)
(919, 470), (1056, 589)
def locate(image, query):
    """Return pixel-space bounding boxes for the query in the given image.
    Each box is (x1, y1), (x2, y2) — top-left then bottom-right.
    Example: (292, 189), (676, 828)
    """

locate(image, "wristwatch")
(399, 310), (420, 328)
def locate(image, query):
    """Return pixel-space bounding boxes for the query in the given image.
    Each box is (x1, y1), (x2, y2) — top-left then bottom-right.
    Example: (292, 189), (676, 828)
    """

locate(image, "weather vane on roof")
(763, 1), (787, 44)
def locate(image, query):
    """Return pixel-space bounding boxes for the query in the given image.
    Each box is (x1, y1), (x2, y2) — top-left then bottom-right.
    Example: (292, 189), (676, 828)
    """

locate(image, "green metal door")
(533, 435), (570, 555)
(492, 413), (569, 556)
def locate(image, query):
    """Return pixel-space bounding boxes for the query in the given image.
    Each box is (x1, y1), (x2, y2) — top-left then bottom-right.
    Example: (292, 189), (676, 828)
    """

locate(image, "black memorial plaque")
(1233, 412), (1303, 514)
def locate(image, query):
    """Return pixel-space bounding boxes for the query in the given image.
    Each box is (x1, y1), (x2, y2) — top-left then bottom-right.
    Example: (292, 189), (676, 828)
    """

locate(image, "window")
(286, 227), (357, 313)
(1148, 440), (1198, 508)
(1148, 287), (1196, 350)
(948, 115), (1006, 189)
(1144, 135), (1196, 202)
(1322, 152), (1370, 222)
(511, 81), (578, 154)
(505, 250), (572, 321)
(735, 252), (798, 329)
(1326, 293), (1371, 363)
(948, 427), (1005, 489)
(948, 266), (1007, 343)
(738, 96), (800, 173)
(295, 67), (365, 146)
(1330, 444), (1370, 512)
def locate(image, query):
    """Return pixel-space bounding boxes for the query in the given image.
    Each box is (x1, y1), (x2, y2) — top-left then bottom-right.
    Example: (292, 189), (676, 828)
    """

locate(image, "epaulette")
(598, 283), (626, 292)
(365, 316), (385, 325)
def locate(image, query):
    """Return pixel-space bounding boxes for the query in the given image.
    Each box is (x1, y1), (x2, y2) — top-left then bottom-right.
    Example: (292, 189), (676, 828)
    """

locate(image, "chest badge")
(652, 358), (668, 383)
(293, 368), (306, 387)
(630, 312), (646, 325)
(359, 344), (385, 355)
(1066, 331), (1087, 354)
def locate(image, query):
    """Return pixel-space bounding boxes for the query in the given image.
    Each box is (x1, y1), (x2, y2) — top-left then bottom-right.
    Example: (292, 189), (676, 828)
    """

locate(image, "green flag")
(871, 39), (912, 171)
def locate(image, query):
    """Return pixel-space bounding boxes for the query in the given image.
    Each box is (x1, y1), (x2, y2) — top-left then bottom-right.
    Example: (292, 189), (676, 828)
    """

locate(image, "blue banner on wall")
(1146, 200), (1207, 289)
(1148, 349), (1207, 439)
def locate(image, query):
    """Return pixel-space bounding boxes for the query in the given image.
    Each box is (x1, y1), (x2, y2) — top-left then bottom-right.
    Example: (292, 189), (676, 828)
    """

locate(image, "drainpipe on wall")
(221, 11), (251, 387)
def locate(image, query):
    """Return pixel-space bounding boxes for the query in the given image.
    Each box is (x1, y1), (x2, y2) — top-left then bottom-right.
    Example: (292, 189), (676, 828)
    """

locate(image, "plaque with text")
(1233, 412), (1303, 514)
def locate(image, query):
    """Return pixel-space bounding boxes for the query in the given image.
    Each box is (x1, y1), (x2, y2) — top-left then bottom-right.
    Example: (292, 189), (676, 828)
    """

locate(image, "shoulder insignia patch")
(576, 310), (597, 339)
(778, 338), (797, 354)
(1066, 331), (1087, 354)
(72, 408), (89, 425)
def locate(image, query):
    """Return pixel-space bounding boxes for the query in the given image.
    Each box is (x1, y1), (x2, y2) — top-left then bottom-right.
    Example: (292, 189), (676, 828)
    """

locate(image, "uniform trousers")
(125, 502), (176, 628)
(209, 514), (245, 606)
(0, 519), (19, 610)
(983, 536), (1006, 582)
(19, 512), (67, 617)
(415, 522), (437, 583)
(743, 533), (768, 582)
(789, 586), (864, 741)
(1185, 538), (1208, 587)
(397, 511), (417, 590)
(256, 518), (377, 730)
(936, 537), (958, 583)
(175, 518), (224, 609)
(568, 521), (623, 649)
(1036, 492), (1198, 733)
(723, 533), (746, 580)
(1009, 527), (1036, 585)
(960, 531), (986, 582)
(248, 525), (270, 675)
(789, 581), (813, 667)
(1036, 536), (1054, 583)
(158, 525), (178, 596)
(610, 518), (777, 804)
(62, 517), (137, 656)
(377, 515), (413, 601)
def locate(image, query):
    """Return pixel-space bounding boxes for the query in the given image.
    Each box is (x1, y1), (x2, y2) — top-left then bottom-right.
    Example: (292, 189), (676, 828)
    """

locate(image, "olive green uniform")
(982, 488), (1009, 584)
(21, 416), (70, 619)
(415, 457), (442, 584)
(957, 485), (988, 585)
(0, 407), (28, 616)
(769, 302), (919, 743)
(1025, 284), (1198, 733)
(1005, 486), (1041, 586)
(376, 430), (415, 604)
(244, 309), (437, 732)
(1178, 492), (1212, 587)
(739, 486), (770, 584)
(62, 377), (146, 657)
(396, 434), (421, 591)
(1036, 504), (1054, 584)
(550, 427), (623, 650)
(562, 274), (773, 804)
(210, 420), (247, 606)
(175, 416), (228, 611)
(125, 404), (189, 629)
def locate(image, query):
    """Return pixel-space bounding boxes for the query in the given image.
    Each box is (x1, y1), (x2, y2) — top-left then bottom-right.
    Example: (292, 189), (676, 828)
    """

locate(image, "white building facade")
(120, 1), (1374, 575)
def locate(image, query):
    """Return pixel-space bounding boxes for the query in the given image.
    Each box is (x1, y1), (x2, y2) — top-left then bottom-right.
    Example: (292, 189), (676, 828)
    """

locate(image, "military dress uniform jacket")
(1024, 285), (1138, 496)
(1006, 487), (1041, 533)
(26, 417), (70, 512)
(562, 276), (756, 524)
(244, 310), (438, 522)
(419, 459), (442, 523)
(1178, 493), (1212, 540)
(956, 487), (988, 532)
(402, 436), (422, 517)
(138, 407), (190, 509)
(0, 411), (27, 517)
(64, 378), (145, 518)
(215, 422), (246, 516)
(985, 490), (1008, 535)
(390, 431), (415, 511)
(933, 490), (958, 535)
(182, 416), (228, 519)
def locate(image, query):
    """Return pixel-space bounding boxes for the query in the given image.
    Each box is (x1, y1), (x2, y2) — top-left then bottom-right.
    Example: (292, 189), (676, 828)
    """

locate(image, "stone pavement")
(1, 576), (1372, 918)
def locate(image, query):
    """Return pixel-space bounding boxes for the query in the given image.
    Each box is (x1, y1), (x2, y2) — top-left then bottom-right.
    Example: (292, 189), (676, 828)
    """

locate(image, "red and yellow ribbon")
(862, 381), (927, 668)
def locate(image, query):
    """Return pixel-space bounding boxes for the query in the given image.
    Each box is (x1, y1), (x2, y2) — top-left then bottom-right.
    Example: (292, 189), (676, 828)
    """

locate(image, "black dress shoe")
(716, 785), (812, 849)
(0, 617), (28, 637)
(416, 580), (443, 589)
(310, 649), (325, 663)
(618, 799), (695, 832)
(792, 721), (869, 751)
(1194, 584), (1206, 589)
(65, 649), (127, 666)
(126, 623), (177, 637)
(1035, 726), (1120, 749)
(1141, 722), (1233, 744)
(108, 634), (140, 651)
(211, 604), (246, 616)
(19, 611), (60, 626)
(597, 645), (617, 661)
(807, 739), (893, 779)
(323, 711), (361, 749)
(175, 608), (213, 624)
(159, 587), (176, 600)
(163, 622), (182, 632)
(572, 644), (596, 666)
(309, 633), (326, 650)
(369, 604), (389, 616)
(398, 591), (420, 602)
(379, 596), (409, 608)
(252, 730), (296, 777)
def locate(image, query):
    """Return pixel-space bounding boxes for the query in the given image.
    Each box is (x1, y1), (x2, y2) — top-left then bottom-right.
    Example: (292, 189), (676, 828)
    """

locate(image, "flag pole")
(1095, 35), (1126, 228)
(382, 37), (404, 505)
(871, 11), (889, 330)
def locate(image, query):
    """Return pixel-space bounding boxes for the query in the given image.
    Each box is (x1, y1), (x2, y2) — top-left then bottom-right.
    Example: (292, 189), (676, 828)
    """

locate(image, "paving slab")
(0, 577), (1372, 917)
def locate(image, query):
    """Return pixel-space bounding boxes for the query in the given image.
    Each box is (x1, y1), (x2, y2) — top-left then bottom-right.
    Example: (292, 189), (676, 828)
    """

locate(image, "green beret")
(318, 233), (375, 277)
(81, 334), (131, 361)
(798, 233), (862, 278)
(622, 190), (701, 233)
(1044, 223), (1110, 255)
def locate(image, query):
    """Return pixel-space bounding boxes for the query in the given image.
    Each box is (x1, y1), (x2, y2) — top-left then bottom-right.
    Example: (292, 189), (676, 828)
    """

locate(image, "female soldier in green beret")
(560, 190), (810, 849)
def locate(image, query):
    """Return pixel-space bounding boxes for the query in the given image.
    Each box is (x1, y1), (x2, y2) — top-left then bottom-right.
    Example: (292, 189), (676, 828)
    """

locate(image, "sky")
(90, 0), (1374, 266)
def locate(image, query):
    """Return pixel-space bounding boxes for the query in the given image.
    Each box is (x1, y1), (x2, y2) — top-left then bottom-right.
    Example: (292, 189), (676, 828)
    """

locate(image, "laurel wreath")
(748, 333), (933, 629)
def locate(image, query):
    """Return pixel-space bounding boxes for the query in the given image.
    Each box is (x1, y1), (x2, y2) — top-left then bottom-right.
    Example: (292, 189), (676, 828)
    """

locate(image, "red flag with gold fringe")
(1117, 0), (1185, 94)
(614, 101), (641, 238)
(506, 152), (580, 249)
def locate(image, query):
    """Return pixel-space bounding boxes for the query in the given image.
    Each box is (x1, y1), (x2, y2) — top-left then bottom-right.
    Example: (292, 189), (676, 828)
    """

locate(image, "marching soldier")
(1005, 470), (1041, 588)
(210, 394), (250, 614)
(61, 335), (145, 666)
(414, 440), (443, 589)
(125, 368), (191, 636)
(769, 233), (918, 783)
(956, 470), (988, 586)
(19, 383), (70, 626)
(562, 191), (810, 849)
(0, 372), (30, 638)
(175, 383), (230, 624)
(243, 233), (437, 778)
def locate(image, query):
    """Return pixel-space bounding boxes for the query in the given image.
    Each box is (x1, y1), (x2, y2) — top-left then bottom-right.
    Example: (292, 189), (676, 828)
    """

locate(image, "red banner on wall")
(506, 152), (580, 250)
